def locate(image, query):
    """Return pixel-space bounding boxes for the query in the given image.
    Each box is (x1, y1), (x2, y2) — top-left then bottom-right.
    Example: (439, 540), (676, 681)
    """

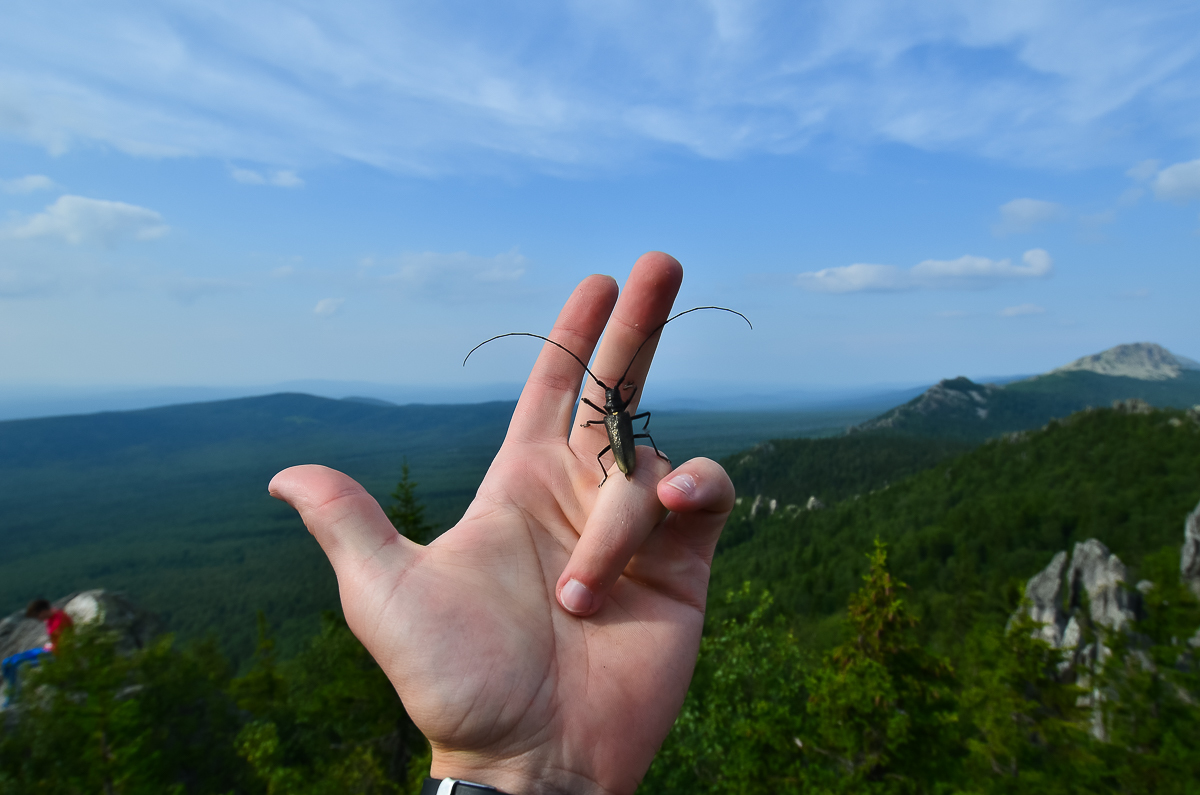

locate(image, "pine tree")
(386, 462), (435, 544)
(801, 539), (958, 793)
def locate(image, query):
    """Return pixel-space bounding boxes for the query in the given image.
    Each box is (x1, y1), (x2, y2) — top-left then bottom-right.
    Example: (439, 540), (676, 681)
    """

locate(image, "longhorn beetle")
(464, 306), (751, 486)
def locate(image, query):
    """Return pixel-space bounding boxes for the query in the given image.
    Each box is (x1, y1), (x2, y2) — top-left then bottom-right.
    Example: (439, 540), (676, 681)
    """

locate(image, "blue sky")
(2, 1), (1199, 402)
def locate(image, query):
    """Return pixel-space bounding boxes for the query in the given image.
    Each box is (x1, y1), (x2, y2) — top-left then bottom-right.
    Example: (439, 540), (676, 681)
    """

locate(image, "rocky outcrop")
(1067, 540), (1140, 633)
(1015, 503), (1200, 740)
(0, 590), (160, 662)
(1183, 499), (1200, 600)
(1015, 539), (1144, 739)
(1052, 342), (1200, 381)
(1024, 550), (1069, 647)
(1112, 398), (1153, 415)
(853, 377), (998, 433)
(1019, 541), (1140, 651)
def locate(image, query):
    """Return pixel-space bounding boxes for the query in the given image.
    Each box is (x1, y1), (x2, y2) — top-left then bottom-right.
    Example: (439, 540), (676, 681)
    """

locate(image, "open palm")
(269, 253), (735, 795)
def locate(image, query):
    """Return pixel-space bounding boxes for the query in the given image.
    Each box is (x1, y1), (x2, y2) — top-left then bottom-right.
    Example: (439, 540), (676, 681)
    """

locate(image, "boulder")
(0, 590), (160, 662)
(1183, 499), (1200, 599)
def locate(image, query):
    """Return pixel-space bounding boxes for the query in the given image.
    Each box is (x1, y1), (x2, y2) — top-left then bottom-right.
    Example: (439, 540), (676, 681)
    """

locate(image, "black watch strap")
(422, 778), (511, 795)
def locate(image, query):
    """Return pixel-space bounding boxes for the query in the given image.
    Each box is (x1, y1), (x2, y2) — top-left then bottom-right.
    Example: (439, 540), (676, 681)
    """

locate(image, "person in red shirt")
(34, 600), (74, 653)
(1, 598), (73, 707)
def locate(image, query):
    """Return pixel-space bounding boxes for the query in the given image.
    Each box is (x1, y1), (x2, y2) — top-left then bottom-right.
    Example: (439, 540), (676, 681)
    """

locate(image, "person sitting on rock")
(1, 598), (73, 707)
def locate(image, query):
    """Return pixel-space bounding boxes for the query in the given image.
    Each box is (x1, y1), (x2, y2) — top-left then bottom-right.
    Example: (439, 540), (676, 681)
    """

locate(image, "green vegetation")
(0, 613), (426, 794)
(0, 393), (869, 662)
(647, 543), (1200, 794)
(712, 405), (1200, 649)
(387, 462), (436, 545)
(3, 400), (1199, 792)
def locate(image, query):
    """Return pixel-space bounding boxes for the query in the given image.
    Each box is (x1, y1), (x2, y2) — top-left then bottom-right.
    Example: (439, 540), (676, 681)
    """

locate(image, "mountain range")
(2, 339), (1197, 660)
(852, 342), (1200, 439)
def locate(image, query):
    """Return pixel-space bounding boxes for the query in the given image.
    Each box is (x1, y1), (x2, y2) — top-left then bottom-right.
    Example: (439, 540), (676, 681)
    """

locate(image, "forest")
(2, 403), (1199, 792)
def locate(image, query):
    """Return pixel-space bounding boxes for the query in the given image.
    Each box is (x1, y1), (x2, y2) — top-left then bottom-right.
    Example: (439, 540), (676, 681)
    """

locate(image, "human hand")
(269, 252), (736, 795)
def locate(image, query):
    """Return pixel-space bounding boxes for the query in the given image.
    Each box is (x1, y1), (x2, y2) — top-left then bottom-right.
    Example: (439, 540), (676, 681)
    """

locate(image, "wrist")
(430, 749), (618, 795)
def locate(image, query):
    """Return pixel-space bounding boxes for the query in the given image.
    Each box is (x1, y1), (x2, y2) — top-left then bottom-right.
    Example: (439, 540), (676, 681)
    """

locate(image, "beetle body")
(606, 411), (633, 474)
(464, 305), (751, 487)
(579, 382), (663, 485)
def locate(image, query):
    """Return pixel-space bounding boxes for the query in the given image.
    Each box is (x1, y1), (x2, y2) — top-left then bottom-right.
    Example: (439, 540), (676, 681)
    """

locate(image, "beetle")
(464, 305), (751, 486)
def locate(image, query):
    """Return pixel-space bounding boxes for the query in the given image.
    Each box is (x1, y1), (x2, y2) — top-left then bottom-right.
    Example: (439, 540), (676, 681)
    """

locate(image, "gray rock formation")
(1183, 499), (1200, 599)
(853, 377), (998, 433)
(0, 590), (160, 663)
(1067, 540), (1140, 633)
(1015, 541), (1143, 741)
(1018, 540), (1139, 650)
(1023, 550), (1068, 646)
(1112, 398), (1153, 415)
(1015, 500), (1200, 740)
(1052, 342), (1200, 381)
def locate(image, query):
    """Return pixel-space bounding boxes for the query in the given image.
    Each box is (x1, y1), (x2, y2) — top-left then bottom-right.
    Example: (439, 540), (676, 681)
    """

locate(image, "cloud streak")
(1, 174), (56, 194)
(1000, 303), (1046, 317)
(378, 248), (527, 295)
(797, 249), (1053, 293)
(2, 3), (1199, 172)
(1152, 158), (1200, 202)
(4, 195), (168, 247)
(232, 168), (305, 188)
(994, 198), (1066, 235)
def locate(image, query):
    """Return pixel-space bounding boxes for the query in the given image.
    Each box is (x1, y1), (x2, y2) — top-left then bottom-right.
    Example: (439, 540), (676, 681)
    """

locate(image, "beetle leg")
(582, 397), (606, 415)
(629, 410), (651, 430)
(595, 444), (612, 487)
(579, 419), (605, 428)
(633, 433), (671, 464)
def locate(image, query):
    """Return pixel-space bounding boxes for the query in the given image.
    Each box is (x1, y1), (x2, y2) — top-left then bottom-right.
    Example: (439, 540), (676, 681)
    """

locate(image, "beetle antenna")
(463, 332), (609, 389)
(617, 306), (752, 386)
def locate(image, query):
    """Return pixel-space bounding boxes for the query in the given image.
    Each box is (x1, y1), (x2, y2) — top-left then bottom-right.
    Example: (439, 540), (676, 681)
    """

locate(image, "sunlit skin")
(269, 252), (736, 795)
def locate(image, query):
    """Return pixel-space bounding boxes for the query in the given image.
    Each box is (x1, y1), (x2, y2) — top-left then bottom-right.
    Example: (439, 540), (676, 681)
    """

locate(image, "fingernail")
(665, 472), (697, 498)
(560, 579), (595, 615)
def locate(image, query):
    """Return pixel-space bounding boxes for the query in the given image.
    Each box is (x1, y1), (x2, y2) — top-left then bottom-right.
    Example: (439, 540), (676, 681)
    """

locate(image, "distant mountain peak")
(852, 376), (998, 433)
(1050, 342), (1200, 381)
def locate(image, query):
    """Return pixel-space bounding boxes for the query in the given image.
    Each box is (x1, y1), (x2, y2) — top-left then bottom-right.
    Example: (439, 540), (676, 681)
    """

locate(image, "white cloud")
(993, 198), (1066, 235)
(1153, 158), (1200, 202)
(1, 174), (56, 194)
(4, 195), (168, 247)
(999, 303), (1046, 317)
(798, 249), (1053, 293)
(794, 263), (906, 293)
(383, 248), (527, 293)
(232, 168), (304, 188)
(3, 4), (1200, 172)
(912, 249), (1053, 281)
(313, 297), (344, 315)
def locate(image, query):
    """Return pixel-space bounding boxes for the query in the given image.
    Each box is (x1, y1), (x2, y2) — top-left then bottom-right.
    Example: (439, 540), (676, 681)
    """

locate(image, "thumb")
(269, 464), (418, 590)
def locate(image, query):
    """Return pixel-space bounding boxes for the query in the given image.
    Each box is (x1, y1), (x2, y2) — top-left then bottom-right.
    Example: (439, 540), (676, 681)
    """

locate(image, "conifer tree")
(387, 462), (435, 544)
(801, 539), (957, 793)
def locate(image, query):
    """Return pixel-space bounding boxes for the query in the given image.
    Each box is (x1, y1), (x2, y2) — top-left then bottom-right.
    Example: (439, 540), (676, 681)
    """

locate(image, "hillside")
(854, 343), (1200, 440)
(0, 392), (872, 661)
(710, 404), (1200, 649)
